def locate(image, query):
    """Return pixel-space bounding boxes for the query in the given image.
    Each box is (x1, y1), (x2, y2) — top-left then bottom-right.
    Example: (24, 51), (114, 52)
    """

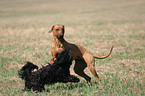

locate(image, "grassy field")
(0, 0), (145, 95)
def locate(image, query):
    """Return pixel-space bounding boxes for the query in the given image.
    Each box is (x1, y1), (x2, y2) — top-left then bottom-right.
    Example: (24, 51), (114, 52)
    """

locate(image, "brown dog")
(49, 24), (114, 83)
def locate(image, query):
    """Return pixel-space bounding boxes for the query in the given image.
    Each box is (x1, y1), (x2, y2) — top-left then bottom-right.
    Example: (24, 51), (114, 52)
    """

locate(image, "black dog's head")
(20, 62), (38, 71)
(54, 50), (73, 68)
(18, 62), (38, 79)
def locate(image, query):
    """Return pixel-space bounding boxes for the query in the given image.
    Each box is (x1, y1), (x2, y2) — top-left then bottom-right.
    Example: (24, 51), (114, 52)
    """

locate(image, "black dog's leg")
(65, 75), (80, 83)
(69, 75), (80, 82)
(33, 85), (45, 93)
(57, 75), (80, 83)
(23, 82), (32, 91)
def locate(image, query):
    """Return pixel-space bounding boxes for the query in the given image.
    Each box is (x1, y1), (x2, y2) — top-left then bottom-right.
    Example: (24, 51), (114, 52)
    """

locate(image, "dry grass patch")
(0, 0), (145, 95)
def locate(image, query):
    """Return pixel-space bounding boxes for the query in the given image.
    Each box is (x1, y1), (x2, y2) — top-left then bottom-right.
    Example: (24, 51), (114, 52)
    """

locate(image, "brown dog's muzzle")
(57, 33), (64, 39)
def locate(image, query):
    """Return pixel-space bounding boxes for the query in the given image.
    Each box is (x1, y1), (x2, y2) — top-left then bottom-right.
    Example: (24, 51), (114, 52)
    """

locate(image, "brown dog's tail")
(93, 46), (114, 59)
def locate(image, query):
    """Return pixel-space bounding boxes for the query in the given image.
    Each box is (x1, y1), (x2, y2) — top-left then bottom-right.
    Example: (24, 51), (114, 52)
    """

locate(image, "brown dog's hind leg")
(74, 60), (91, 82)
(83, 53), (101, 83)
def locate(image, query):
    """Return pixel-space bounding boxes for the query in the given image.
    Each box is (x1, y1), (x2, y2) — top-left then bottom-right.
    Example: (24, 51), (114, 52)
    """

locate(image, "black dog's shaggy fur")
(18, 50), (79, 92)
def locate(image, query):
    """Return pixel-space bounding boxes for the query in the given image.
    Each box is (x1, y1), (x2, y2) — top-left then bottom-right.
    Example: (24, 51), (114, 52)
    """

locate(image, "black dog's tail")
(18, 62), (38, 80)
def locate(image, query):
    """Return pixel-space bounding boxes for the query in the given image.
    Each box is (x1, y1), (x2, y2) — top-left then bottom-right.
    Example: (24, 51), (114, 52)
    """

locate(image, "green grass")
(0, 0), (145, 95)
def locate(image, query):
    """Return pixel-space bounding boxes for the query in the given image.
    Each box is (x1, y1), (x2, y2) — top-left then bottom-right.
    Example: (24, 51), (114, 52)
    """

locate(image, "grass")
(0, 0), (145, 95)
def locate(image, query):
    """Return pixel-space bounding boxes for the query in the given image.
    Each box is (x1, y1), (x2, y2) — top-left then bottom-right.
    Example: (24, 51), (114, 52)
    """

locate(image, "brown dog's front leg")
(50, 58), (54, 64)
(50, 49), (57, 64)
(50, 56), (56, 64)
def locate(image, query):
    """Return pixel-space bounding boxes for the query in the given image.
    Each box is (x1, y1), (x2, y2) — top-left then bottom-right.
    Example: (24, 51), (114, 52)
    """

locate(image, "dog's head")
(49, 24), (65, 39)
(21, 62), (38, 71)
(18, 62), (38, 79)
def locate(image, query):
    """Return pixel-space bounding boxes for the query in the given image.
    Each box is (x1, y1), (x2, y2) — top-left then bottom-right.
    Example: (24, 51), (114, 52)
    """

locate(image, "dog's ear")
(62, 25), (65, 32)
(49, 25), (55, 33)
(62, 25), (64, 28)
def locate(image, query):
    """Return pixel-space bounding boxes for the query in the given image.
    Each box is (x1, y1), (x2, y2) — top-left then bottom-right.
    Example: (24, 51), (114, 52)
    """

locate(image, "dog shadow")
(45, 82), (97, 92)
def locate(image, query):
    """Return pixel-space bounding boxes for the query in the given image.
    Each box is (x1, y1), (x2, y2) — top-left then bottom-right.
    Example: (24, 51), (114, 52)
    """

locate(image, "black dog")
(18, 50), (80, 92)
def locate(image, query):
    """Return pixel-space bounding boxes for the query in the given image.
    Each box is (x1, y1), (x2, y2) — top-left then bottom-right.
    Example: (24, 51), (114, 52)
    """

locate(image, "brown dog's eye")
(56, 29), (59, 31)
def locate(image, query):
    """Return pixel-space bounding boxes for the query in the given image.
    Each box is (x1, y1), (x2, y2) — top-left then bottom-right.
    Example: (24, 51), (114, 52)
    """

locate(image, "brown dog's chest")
(51, 42), (65, 54)
(51, 42), (82, 59)
(51, 35), (88, 60)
